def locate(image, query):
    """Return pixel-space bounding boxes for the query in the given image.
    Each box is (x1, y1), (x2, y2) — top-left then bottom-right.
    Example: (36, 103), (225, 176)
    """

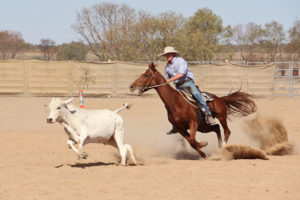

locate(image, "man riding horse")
(160, 46), (216, 134)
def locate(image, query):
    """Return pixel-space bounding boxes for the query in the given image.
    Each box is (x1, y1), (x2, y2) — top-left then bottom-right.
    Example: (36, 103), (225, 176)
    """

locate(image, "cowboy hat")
(159, 46), (179, 57)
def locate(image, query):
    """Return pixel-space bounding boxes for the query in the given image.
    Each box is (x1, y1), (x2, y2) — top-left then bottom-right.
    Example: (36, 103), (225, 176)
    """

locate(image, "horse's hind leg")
(218, 116), (231, 145)
(211, 124), (222, 148)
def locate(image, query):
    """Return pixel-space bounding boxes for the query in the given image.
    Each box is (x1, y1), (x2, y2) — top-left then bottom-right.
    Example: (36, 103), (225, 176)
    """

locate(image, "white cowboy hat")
(159, 46), (179, 57)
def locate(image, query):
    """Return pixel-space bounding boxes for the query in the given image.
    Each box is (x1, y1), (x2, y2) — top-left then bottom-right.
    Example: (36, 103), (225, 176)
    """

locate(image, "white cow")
(46, 97), (137, 165)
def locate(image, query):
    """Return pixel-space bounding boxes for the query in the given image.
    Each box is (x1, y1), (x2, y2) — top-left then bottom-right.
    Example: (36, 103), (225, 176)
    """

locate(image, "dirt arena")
(0, 95), (299, 200)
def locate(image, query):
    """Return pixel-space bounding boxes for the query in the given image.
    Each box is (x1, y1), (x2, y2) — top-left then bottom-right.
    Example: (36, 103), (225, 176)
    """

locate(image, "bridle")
(141, 68), (197, 108)
(142, 69), (168, 90)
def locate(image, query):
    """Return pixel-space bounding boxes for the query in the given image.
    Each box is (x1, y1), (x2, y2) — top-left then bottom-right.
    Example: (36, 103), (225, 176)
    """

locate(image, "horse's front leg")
(178, 121), (208, 158)
(189, 121), (208, 155)
(166, 107), (178, 134)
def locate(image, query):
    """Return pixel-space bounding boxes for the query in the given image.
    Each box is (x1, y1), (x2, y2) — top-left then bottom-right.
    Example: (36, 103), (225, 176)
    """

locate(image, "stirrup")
(206, 114), (217, 125)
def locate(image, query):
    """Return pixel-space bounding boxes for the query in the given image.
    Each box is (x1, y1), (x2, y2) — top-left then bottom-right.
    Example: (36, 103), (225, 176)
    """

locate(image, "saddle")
(178, 87), (214, 103)
(178, 86), (215, 123)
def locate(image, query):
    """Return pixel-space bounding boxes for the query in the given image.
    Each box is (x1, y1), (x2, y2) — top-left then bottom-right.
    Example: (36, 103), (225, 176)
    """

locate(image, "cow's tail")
(114, 103), (131, 113)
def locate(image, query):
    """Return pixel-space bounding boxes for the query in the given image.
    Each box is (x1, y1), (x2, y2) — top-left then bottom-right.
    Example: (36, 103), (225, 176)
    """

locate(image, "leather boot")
(205, 112), (217, 125)
(198, 106), (216, 125)
(166, 126), (178, 135)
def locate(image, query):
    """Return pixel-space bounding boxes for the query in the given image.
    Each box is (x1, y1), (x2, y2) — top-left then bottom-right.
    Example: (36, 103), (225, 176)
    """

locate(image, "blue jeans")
(177, 80), (212, 115)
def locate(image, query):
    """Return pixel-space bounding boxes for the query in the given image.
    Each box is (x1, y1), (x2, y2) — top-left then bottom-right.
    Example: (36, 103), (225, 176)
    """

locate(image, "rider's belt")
(176, 77), (192, 87)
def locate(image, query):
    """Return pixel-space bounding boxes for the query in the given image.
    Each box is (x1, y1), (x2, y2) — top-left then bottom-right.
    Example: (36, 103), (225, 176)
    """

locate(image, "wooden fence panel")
(0, 61), (25, 94)
(0, 60), (276, 97)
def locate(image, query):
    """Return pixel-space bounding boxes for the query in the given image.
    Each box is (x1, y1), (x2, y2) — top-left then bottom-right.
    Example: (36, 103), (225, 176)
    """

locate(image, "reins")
(143, 69), (169, 90)
(145, 69), (197, 108)
(146, 82), (169, 89)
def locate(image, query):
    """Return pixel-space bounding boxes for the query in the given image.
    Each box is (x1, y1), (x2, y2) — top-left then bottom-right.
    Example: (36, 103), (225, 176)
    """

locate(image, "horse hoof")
(200, 152), (207, 158)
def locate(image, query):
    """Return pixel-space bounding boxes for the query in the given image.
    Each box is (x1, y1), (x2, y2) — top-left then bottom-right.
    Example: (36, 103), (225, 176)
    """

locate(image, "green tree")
(73, 2), (136, 61)
(182, 8), (227, 60)
(73, 2), (186, 61)
(128, 11), (185, 61)
(232, 22), (264, 61)
(38, 39), (57, 61)
(286, 19), (300, 60)
(0, 30), (24, 59)
(217, 25), (234, 60)
(261, 21), (285, 61)
(57, 42), (89, 61)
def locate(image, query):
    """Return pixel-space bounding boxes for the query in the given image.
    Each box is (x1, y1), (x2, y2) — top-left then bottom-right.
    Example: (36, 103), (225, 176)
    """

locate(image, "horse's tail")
(114, 103), (131, 113)
(221, 91), (256, 119)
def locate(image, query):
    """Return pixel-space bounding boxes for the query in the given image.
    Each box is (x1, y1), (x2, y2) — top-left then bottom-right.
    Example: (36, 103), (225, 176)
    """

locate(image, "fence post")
(291, 61), (294, 97)
(288, 61), (291, 97)
(111, 64), (118, 97)
(23, 61), (29, 94)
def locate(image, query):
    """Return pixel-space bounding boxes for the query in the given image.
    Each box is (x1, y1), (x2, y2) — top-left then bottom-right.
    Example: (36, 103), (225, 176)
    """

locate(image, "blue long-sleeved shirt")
(164, 56), (194, 85)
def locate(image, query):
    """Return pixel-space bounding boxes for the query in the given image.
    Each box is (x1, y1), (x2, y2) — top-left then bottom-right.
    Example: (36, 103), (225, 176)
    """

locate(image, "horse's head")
(129, 62), (158, 95)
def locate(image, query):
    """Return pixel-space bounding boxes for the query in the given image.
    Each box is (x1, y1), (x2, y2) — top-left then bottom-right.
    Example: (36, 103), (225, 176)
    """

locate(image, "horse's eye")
(144, 74), (150, 77)
(57, 107), (61, 110)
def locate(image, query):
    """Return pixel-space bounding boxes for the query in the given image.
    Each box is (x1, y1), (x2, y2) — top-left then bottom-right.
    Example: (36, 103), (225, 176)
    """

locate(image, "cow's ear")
(63, 97), (74, 105)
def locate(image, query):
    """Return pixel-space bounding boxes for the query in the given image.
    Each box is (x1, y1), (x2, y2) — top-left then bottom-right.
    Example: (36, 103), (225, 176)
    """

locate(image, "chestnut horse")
(129, 63), (256, 158)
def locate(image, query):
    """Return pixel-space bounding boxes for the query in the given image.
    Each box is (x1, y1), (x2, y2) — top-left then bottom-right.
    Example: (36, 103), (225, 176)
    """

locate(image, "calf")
(46, 97), (137, 165)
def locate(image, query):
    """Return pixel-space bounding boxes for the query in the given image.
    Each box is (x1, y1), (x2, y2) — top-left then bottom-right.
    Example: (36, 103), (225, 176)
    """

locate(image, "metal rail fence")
(130, 60), (300, 97)
(213, 61), (300, 97)
(272, 62), (300, 97)
(191, 61), (300, 97)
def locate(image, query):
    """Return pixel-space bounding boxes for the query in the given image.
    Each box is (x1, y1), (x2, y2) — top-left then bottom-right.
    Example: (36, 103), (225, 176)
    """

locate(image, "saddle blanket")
(179, 89), (214, 103)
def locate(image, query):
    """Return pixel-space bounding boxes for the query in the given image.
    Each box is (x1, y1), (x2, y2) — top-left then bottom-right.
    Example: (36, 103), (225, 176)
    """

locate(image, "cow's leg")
(67, 139), (80, 156)
(63, 123), (88, 159)
(62, 123), (80, 142)
(76, 128), (89, 159)
(125, 144), (137, 165)
(62, 123), (84, 158)
(113, 121), (127, 165)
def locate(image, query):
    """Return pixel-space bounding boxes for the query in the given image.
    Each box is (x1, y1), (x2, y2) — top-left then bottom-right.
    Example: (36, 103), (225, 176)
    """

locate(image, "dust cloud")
(210, 113), (295, 160)
(242, 114), (294, 155)
(124, 101), (295, 162)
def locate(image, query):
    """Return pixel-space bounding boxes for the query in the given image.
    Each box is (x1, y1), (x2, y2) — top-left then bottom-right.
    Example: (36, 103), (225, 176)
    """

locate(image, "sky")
(0, 0), (299, 45)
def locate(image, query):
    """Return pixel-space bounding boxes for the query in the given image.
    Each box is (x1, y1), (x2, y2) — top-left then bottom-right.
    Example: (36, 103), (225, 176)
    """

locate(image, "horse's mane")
(150, 64), (198, 108)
